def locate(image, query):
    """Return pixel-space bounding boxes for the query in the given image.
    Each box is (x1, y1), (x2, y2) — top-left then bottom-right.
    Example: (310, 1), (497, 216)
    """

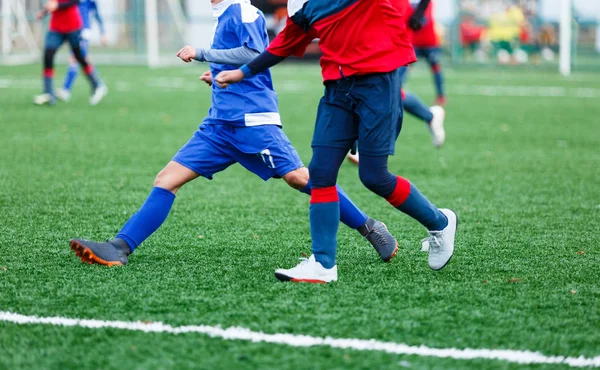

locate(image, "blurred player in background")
(216, 0), (457, 283)
(69, 0), (399, 272)
(407, 0), (446, 106)
(56, 0), (108, 102)
(34, 0), (107, 106)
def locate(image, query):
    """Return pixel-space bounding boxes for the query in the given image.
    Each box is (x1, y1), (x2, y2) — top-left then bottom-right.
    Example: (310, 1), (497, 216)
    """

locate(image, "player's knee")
(283, 167), (309, 190)
(44, 49), (57, 68)
(154, 169), (183, 194)
(358, 165), (395, 197)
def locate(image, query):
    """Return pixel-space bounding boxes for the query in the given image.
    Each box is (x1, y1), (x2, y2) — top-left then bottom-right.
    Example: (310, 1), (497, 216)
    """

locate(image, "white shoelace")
(422, 231), (443, 252)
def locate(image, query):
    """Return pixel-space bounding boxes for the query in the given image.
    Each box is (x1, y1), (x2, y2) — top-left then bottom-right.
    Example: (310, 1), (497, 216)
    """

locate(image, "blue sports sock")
(300, 180), (368, 229)
(403, 91), (433, 123)
(386, 176), (448, 231)
(43, 76), (53, 95)
(310, 187), (339, 269)
(63, 63), (79, 91)
(432, 64), (444, 98)
(116, 187), (176, 251)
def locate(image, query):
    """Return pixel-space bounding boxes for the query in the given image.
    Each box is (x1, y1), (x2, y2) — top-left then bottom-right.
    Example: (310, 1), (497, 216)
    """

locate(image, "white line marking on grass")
(1, 311), (599, 367)
(449, 85), (600, 98)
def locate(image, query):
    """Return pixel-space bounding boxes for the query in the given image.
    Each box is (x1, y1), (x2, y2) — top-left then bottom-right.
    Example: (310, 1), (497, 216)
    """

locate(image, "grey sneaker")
(70, 238), (130, 266)
(424, 209), (457, 270)
(358, 218), (398, 262)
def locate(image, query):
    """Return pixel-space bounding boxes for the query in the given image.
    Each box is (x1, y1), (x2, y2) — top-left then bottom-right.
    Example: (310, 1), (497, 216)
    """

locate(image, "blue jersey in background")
(78, 0), (104, 34)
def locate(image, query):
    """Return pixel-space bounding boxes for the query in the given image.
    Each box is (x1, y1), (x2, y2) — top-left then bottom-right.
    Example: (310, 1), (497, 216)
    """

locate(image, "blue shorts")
(312, 67), (405, 156)
(172, 124), (304, 181)
(45, 30), (81, 51)
(414, 47), (441, 66)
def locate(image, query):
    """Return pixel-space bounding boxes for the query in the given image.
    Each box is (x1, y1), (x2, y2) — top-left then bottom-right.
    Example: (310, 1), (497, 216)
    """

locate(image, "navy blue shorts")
(172, 124), (304, 181)
(312, 67), (405, 156)
(414, 47), (441, 66)
(45, 30), (81, 51)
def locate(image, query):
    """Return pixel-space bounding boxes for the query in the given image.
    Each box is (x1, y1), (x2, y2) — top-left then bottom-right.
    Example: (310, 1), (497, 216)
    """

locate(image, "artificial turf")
(0, 63), (599, 369)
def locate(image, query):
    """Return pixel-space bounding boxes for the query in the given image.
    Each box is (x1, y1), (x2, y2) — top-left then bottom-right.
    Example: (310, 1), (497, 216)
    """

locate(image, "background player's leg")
(403, 90), (433, 123)
(115, 161), (198, 251)
(67, 31), (106, 104)
(427, 48), (446, 105)
(34, 32), (63, 105)
(59, 55), (79, 101)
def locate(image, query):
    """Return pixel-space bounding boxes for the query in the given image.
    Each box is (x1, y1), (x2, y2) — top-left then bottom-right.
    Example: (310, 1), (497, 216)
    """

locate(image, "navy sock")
(116, 187), (176, 251)
(403, 91), (433, 123)
(300, 180), (367, 229)
(84, 65), (101, 90)
(63, 63), (78, 91)
(386, 176), (448, 231)
(310, 187), (339, 269)
(432, 64), (444, 98)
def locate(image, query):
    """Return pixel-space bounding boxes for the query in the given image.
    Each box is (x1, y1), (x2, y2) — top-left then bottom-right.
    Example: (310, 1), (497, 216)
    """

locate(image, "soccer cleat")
(70, 238), (130, 266)
(346, 152), (359, 166)
(274, 255), (338, 283)
(89, 85), (108, 106)
(358, 218), (398, 262)
(55, 88), (71, 102)
(428, 105), (446, 148)
(33, 93), (56, 106)
(434, 96), (446, 106)
(423, 209), (457, 270)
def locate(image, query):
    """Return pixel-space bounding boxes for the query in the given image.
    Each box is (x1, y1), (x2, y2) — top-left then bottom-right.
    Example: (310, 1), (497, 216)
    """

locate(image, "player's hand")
(214, 69), (244, 88)
(44, 0), (59, 12)
(408, 15), (423, 31)
(36, 10), (48, 20)
(176, 45), (196, 63)
(200, 71), (213, 87)
(100, 35), (108, 47)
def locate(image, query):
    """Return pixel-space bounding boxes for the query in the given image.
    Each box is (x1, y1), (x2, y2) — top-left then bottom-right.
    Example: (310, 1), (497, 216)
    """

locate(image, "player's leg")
(354, 67), (456, 270)
(424, 47), (446, 105)
(274, 87), (359, 283)
(70, 126), (236, 266)
(34, 31), (65, 106)
(56, 54), (77, 102)
(66, 31), (107, 105)
(402, 89), (445, 148)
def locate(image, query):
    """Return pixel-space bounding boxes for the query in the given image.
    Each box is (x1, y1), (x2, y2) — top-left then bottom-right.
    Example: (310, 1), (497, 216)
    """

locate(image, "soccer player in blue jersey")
(69, 0), (398, 270)
(56, 0), (107, 102)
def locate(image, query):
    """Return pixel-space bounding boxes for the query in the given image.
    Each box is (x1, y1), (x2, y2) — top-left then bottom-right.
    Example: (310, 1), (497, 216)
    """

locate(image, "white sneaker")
(346, 152), (359, 166)
(33, 93), (55, 106)
(424, 209), (457, 270)
(275, 255), (338, 283)
(89, 85), (108, 106)
(428, 105), (446, 148)
(55, 88), (71, 102)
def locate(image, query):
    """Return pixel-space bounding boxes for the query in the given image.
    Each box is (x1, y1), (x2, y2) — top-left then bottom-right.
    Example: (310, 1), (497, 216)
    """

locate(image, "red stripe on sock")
(432, 63), (442, 74)
(385, 176), (411, 207)
(310, 186), (339, 204)
(401, 89), (406, 100)
(44, 68), (54, 78)
(84, 65), (94, 75)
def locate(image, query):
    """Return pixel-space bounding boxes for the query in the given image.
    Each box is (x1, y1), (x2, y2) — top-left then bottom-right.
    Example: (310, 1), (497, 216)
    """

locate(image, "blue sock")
(432, 64), (444, 98)
(386, 176), (447, 231)
(43, 76), (53, 95)
(301, 180), (368, 229)
(63, 63), (79, 91)
(116, 187), (176, 251)
(403, 91), (433, 123)
(310, 187), (339, 269)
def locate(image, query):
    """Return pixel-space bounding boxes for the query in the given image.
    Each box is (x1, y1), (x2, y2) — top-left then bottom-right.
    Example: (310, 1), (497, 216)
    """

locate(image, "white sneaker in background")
(89, 85), (108, 106)
(428, 105), (446, 148)
(55, 88), (71, 102)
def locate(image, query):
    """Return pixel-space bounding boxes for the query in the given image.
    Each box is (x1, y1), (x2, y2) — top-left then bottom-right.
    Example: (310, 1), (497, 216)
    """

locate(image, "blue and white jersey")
(205, 0), (281, 127)
(78, 0), (104, 38)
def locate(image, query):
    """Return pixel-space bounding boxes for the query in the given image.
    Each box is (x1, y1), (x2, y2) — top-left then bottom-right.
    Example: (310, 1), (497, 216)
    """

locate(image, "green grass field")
(1, 63), (599, 370)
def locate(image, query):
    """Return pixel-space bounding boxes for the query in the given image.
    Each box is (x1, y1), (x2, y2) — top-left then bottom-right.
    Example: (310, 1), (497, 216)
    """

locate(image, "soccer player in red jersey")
(216, 0), (457, 283)
(34, 0), (107, 106)
(406, 0), (446, 106)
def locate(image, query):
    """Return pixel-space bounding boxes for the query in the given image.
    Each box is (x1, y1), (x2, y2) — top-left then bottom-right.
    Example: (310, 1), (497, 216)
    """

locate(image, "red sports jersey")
(406, 0), (440, 48)
(267, 0), (416, 82)
(49, 0), (83, 33)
